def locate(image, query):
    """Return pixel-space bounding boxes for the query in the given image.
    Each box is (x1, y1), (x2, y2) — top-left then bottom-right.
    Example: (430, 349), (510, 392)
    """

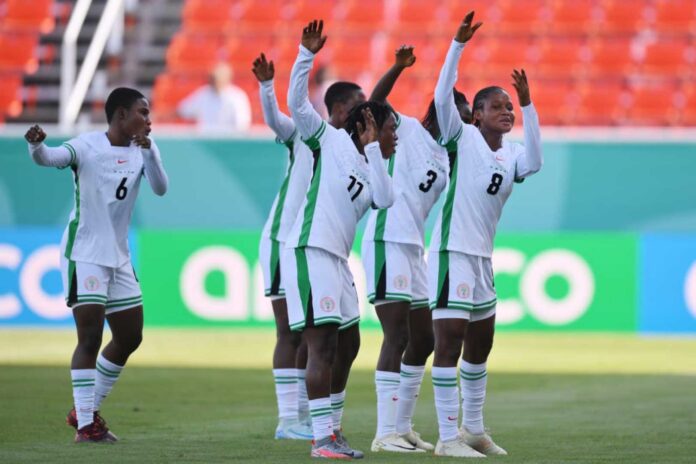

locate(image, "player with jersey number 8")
(428, 11), (543, 458)
(24, 87), (168, 444)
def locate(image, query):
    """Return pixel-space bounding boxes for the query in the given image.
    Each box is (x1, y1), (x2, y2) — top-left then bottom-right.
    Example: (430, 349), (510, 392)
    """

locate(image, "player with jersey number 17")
(24, 88), (168, 444)
(428, 11), (543, 458)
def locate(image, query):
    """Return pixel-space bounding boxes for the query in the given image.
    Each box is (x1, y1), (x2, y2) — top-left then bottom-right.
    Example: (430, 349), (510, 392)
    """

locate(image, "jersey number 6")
(115, 177), (128, 200)
(347, 175), (364, 201)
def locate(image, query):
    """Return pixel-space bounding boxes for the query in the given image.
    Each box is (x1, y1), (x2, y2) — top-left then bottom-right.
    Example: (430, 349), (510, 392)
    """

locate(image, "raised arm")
(434, 11), (482, 146)
(25, 125), (74, 168)
(512, 69), (542, 178)
(253, 53), (296, 141)
(359, 107), (394, 208)
(288, 20), (327, 142)
(134, 135), (168, 196)
(370, 45), (416, 105)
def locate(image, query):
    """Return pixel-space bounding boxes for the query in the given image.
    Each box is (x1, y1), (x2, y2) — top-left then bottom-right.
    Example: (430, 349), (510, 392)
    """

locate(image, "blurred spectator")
(309, 64), (336, 120)
(178, 63), (252, 132)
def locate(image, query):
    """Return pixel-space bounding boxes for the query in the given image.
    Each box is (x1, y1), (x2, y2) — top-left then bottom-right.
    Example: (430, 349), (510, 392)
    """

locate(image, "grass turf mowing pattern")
(1, 365), (695, 463)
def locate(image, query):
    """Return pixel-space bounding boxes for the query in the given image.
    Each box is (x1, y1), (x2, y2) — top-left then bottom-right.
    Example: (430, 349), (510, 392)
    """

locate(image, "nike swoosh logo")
(448, 416), (457, 421)
(495, 156), (504, 161)
(117, 160), (127, 164)
(392, 444), (417, 451)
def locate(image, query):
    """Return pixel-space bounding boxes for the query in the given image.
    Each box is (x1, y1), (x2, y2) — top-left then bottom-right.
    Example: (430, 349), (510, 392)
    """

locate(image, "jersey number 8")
(487, 173), (503, 195)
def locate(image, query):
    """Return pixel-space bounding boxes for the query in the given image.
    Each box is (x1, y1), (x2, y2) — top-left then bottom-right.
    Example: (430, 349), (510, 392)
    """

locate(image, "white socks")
(273, 368), (299, 419)
(375, 370), (400, 437)
(94, 353), (123, 411)
(71, 369), (95, 429)
(309, 397), (333, 440)
(330, 391), (346, 431)
(395, 363), (425, 435)
(460, 360), (487, 435)
(432, 366), (459, 442)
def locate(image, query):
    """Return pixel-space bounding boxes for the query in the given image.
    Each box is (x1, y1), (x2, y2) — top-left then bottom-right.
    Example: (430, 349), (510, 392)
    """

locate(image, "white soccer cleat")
(400, 429), (435, 451)
(459, 427), (508, 456)
(275, 418), (314, 440)
(371, 432), (425, 453)
(434, 437), (486, 458)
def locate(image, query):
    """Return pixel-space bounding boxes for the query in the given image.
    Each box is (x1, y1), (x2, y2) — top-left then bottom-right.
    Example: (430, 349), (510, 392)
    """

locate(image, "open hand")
(455, 11), (482, 44)
(252, 53), (275, 82)
(394, 45), (416, 68)
(357, 107), (378, 147)
(25, 124), (46, 144)
(301, 20), (327, 54)
(512, 69), (531, 107)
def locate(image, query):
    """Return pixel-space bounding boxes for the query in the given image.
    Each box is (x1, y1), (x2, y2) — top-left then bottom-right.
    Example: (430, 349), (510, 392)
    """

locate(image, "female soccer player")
(429, 12), (542, 457)
(24, 88), (168, 443)
(362, 45), (472, 453)
(284, 20), (396, 460)
(254, 52), (314, 440)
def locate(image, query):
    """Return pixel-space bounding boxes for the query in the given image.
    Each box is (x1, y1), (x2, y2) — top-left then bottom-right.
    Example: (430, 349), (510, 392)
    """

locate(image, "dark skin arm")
(252, 53), (275, 82)
(512, 68), (531, 107)
(369, 45), (416, 104)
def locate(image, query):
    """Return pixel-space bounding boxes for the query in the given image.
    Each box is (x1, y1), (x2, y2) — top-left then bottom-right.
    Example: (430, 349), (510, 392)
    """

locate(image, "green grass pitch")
(1, 329), (695, 463)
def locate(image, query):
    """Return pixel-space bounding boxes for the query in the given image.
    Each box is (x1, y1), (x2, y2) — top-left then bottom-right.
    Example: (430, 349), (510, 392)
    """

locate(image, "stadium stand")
(0, 0), (693, 126)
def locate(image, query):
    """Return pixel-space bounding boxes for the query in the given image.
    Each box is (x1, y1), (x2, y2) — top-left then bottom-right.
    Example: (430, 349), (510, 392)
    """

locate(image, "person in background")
(178, 62), (252, 132)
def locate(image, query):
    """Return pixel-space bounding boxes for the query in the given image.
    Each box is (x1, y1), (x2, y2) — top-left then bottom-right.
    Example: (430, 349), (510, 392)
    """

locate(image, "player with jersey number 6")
(428, 12), (542, 458)
(24, 88), (168, 443)
(284, 20), (397, 460)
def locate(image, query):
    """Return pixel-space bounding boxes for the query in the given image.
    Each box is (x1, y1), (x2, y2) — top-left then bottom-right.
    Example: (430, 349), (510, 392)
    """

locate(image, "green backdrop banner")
(139, 231), (637, 331)
(2, 136), (695, 232)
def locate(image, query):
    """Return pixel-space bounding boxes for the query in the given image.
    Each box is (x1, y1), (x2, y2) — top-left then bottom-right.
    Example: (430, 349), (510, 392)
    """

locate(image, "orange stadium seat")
(535, 39), (587, 79)
(652, 0), (696, 36)
(572, 82), (628, 125)
(151, 73), (207, 119)
(2, 0), (55, 33)
(0, 34), (39, 74)
(597, 0), (649, 35)
(182, 0), (237, 32)
(225, 34), (276, 69)
(473, 38), (537, 79)
(679, 86), (696, 126)
(585, 38), (635, 78)
(237, 0), (294, 32)
(0, 74), (23, 121)
(490, 0), (548, 36)
(443, 0), (496, 32)
(545, 0), (599, 36)
(640, 40), (694, 80)
(166, 34), (223, 73)
(626, 84), (679, 126)
(339, 0), (385, 32)
(327, 34), (374, 75)
(293, 0), (338, 27)
(398, 0), (446, 33)
(529, 82), (575, 125)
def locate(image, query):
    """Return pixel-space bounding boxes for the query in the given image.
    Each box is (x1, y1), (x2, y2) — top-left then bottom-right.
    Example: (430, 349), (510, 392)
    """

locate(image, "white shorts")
(428, 251), (496, 321)
(259, 236), (285, 299)
(362, 240), (428, 309)
(283, 246), (361, 332)
(61, 256), (142, 315)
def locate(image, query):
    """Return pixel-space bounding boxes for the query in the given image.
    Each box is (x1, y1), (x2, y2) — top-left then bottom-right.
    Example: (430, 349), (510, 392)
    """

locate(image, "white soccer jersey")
(363, 112), (448, 248)
(28, 131), (168, 267)
(285, 45), (394, 260)
(259, 79), (313, 243)
(429, 40), (543, 258)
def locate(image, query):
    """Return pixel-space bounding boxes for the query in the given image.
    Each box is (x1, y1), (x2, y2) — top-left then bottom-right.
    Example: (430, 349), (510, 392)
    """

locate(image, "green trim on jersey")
(436, 251), (450, 307)
(295, 248), (311, 320)
(373, 154), (396, 242)
(373, 240), (386, 302)
(61, 142), (77, 168)
(302, 121), (326, 151)
(438, 124), (463, 153)
(394, 112), (402, 129)
(438, 154), (458, 251)
(339, 315), (360, 331)
(298, 154), (322, 247)
(64, 168), (81, 259)
(269, 143), (296, 242)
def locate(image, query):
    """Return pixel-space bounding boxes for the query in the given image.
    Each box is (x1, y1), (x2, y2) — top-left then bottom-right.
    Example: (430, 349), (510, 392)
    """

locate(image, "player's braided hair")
(422, 88), (469, 140)
(472, 86), (506, 127)
(105, 87), (146, 123)
(345, 101), (394, 147)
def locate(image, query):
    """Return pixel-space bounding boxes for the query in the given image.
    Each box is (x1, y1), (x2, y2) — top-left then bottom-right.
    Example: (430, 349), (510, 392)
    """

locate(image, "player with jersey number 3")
(429, 12), (542, 458)
(24, 88), (168, 443)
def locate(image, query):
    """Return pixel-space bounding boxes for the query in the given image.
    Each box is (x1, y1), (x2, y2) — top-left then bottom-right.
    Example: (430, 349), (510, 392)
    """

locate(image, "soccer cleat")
(275, 417), (314, 440)
(311, 435), (353, 460)
(371, 432), (424, 453)
(460, 427), (508, 456)
(67, 408), (118, 442)
(334, 429), (364, 459)
(434, 437), (486, 458)
(74, 422), (118, 444)
(400, 429), (435, 451)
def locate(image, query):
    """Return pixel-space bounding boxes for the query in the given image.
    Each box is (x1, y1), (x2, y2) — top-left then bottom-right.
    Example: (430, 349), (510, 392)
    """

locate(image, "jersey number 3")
(419, 170), (438, 193)
(115, 177), (128, 200)
(347, 175), (364, 201)
(486, 173), (503, 195)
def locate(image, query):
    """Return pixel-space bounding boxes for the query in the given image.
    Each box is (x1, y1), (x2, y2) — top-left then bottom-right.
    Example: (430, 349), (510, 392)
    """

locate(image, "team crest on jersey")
(319, 296), (335, 312)
(456, 283), (470, 299)
(393, 275), (409, 290)
(84, 276), (100, 291)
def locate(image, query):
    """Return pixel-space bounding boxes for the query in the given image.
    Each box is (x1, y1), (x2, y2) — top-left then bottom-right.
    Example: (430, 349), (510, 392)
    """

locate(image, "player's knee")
(434, 337), (461, 364)
(78, 330), (103, 355)
(384, 327), (409, 354)
(411, 330), (434, 358)
(116, 331), (142, 354)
